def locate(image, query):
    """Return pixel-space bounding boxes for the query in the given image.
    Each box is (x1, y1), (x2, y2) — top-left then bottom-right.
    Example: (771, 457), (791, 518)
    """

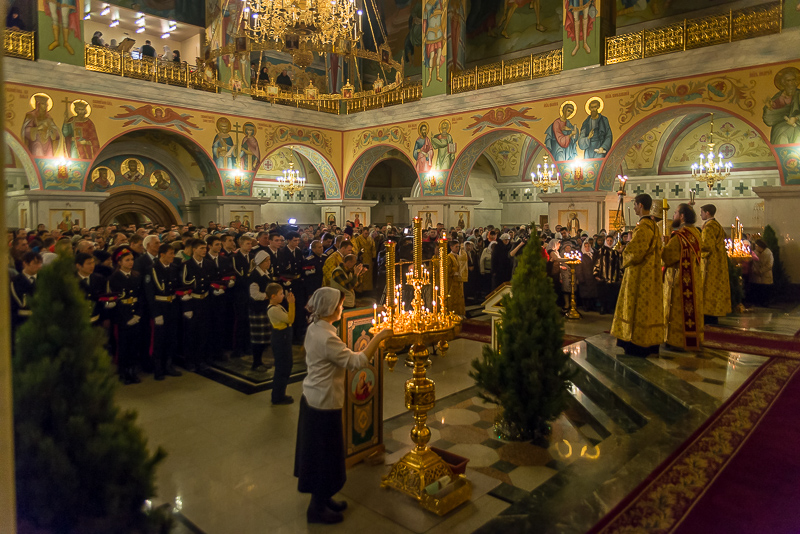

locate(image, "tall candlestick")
(385, 241), (396, 324)
(438, 239), (448, 316)
(413, 217), (422, 278)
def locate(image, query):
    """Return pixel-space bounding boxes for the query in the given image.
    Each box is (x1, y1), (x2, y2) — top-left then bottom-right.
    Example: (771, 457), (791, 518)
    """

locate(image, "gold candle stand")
(564, 257), (582, 320)
(373, 218), (469, 515)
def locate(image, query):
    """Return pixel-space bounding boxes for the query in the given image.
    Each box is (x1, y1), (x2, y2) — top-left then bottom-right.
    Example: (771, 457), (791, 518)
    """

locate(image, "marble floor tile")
(448, 443), (501, 468)
(508, 465), (558, 492)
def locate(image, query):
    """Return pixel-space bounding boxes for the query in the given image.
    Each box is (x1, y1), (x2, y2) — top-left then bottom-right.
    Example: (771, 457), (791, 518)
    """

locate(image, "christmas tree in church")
(13, 255), (167, 533)
(471, 230), (572, 440)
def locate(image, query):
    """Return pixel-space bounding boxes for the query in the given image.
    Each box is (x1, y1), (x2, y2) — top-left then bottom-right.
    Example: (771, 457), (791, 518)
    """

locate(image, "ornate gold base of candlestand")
(381, 342), (472, 515)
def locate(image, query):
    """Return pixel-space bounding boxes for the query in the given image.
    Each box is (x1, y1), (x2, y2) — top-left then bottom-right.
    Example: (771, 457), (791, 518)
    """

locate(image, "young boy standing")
(267, 283), (295, 405)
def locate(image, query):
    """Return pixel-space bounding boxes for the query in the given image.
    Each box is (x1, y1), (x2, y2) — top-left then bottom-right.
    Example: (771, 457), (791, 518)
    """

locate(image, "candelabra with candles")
(561, 251), (582, 320)
(691, 113), (732, 189)
(726, 216), (751, 259)
(372, 217), (469, 515)
(531, 154), (561, 193)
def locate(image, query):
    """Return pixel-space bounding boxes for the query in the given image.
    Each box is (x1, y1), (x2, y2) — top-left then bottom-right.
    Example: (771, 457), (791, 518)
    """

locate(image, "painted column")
(422, 0), (448, 96)
(785, 0), (800, 29)
(561, 0), (614, 70)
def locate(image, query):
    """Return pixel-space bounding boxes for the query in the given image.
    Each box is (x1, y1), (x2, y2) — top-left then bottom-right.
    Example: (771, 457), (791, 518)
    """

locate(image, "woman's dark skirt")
(294, 395), (346, 496)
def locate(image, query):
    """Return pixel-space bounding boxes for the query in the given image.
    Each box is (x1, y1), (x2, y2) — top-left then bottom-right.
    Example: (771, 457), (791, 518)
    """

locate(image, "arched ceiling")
(364, 155), (417, 189)
(254, 147), (322, 185)
(622, 112), (775, 176)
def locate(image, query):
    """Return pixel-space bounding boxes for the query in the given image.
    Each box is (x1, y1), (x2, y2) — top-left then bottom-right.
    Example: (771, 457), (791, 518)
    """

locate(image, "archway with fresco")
(88, 128), (220, 223)
(446, 128), (556, 196)
(256, 144), (341, 200)
(99, 187), (181, 226)
(4, 131), (40, 191)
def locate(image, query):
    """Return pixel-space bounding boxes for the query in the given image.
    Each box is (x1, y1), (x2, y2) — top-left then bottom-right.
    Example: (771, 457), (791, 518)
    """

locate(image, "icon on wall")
(91, 166), (115, 188)
(150, 170), (171, 191)
(120, 158), (145, 182)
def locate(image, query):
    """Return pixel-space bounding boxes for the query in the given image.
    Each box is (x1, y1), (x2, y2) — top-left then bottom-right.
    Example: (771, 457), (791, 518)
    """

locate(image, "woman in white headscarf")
(161, 44), (171, 60)
(294, 287), (392, 524)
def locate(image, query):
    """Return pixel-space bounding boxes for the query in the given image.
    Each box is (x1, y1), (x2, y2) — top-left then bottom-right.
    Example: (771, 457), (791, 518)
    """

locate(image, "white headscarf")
(306, 287), (342, 323)
(254, 250), (269, 267)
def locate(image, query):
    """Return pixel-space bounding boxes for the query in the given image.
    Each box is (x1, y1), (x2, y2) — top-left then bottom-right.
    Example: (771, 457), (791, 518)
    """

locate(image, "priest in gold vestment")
(611, 194), (664, 356)
(447, 241), (466, 316)
(663, 203), (703, 350)
(351, 227), (375, 292)
(699, 204), (731, 323)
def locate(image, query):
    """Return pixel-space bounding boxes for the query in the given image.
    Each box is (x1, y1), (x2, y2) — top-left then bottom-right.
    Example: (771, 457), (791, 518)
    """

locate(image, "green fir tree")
(470, 231), (572, 440)
(13, 254), (167, 533)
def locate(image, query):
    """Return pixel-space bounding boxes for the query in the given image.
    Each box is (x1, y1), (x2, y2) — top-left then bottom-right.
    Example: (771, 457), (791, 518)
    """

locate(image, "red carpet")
(703, 326), (800, 359)
(457, 319), (584, 347)
(589, 357), (800, 534)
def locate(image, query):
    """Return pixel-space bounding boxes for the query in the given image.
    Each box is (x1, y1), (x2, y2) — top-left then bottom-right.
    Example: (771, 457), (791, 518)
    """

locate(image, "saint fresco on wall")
(21, 93), (59, 158)
(545, 101), (578, 161)
(62, 99), (100, 160)
(762, 67), (800, 145)
(578, 97), (612, 158)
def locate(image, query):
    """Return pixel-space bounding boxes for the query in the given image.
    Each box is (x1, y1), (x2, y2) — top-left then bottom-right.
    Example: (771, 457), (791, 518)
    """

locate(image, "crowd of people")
(7, 207), (774, 388)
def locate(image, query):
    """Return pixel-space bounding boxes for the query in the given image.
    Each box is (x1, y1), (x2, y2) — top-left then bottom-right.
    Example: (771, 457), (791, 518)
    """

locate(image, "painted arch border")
(4, 130), (41, 190)
(256, 143), (341, 199)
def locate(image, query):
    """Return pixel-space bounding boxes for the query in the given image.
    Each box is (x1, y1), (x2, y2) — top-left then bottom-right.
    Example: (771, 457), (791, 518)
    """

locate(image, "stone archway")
(99, 186), (181, 226)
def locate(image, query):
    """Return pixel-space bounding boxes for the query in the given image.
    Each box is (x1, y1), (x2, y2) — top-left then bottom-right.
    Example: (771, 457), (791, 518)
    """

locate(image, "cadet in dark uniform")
(303, 239), (325, 333)
(10, 251), (42, 347)
(133, 235), (160, 373)
(279, 231), (306, 342)
(205, 235), (233, 360)
(231, 235), (255, 359)
(75, 252), (108, 327)
(144, 244), (183, 380)
(182, 238), (215, 371)
(108, 248), (143, 385)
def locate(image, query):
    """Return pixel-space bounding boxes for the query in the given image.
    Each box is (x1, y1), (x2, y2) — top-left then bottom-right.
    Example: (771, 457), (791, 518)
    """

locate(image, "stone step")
(583, 334), (720, 419)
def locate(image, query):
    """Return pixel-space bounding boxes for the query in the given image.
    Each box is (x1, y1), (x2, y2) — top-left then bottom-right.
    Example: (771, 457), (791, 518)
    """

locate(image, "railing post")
(530, 53), (534, 80)
(474, 66), (478, 90)
(683, 19), (687, 50)
(641, 30), (645, 58)
(501, 60), (504, 85)
(729, 9), (733, 42)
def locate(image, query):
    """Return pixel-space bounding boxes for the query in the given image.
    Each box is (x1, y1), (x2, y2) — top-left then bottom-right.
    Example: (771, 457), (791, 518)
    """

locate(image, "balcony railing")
(606, 1), (781, 64)
(345, 82), (423, 114)
(450, 49), (563, 95)
(84, 45), (207, 90)
(4, 29), (35, 61)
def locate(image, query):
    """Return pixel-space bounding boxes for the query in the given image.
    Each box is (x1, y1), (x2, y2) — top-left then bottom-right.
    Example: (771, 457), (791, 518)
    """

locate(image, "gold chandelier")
(691, 113), (732, 189)
(277, 162), (306, 196)
(242, 0), (362, 53)
(531, 155), (560, 193)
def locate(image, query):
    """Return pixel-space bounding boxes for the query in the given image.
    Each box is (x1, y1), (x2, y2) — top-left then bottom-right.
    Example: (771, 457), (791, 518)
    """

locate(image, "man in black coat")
(140, 40), (156, 58)
(182, 239), (216, 370)
(491, 233), (513, 289)
(145, 244), (183, 380)
(10, 251), (42, 345)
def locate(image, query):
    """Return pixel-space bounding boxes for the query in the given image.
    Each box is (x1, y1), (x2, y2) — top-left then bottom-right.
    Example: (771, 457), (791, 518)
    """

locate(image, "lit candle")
(662, 198), (668, 210)
(373, 303), (377, 324)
